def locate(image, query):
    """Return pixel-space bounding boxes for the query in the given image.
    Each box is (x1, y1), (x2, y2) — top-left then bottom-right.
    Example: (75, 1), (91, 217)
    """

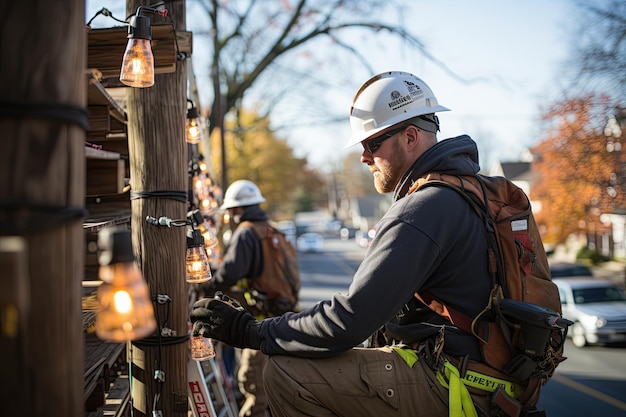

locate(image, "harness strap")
(393, 346), (478, 417)
(394, 345), (525, 417)
(437, 361), (479, 417)
(437, 360), (524, 399)
(393, 346), (419, 367)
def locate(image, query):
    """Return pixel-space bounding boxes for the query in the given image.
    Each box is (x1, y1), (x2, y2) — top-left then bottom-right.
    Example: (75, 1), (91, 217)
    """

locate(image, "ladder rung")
(204, 371), (216, 383)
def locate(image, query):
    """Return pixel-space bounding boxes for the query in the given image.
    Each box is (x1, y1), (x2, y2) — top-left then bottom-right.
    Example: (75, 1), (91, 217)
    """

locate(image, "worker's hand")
(190, 295), (261, 349)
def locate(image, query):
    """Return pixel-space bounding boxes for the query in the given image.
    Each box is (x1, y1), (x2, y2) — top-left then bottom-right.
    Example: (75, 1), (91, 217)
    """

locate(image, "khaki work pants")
(262, 346), (459, 417)
(238, 348), (271, 417)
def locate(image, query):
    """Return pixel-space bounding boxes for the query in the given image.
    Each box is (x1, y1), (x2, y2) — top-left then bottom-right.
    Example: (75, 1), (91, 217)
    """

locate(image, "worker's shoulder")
(401, 182), (467, 209)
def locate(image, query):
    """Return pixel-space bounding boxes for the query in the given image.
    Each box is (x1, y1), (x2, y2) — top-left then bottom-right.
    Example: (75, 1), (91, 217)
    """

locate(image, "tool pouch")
(491, 388), (522, 417)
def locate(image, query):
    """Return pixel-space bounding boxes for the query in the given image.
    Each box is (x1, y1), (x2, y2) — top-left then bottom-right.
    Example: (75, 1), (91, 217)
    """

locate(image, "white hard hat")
(346, 71), (450, 148)
(221, 179), (266, 209)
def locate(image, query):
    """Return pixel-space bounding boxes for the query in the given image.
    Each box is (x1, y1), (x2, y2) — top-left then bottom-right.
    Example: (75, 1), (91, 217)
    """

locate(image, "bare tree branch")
(186, 0), (494, 182)
(569, 0), (626, 101)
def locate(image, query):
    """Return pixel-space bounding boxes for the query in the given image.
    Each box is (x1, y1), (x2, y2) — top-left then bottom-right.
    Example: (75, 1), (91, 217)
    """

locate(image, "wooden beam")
(87, 105), (111, 133)
(88, 73), (127, 124)
(86, 159), (126, 196)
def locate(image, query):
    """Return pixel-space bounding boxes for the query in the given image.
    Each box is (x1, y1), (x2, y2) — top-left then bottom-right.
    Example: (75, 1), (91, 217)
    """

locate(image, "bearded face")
(370, 139), (407, 193)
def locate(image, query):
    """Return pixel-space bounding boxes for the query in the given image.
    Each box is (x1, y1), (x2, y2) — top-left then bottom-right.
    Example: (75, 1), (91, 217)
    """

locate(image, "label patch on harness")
(511, 219), (528, 232)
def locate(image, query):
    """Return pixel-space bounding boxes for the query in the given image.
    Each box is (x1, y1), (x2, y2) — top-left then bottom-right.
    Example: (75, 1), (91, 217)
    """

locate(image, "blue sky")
(276, 0), (579, 171)
(86, 0), (579, 172)
(391, 0), (576, 171)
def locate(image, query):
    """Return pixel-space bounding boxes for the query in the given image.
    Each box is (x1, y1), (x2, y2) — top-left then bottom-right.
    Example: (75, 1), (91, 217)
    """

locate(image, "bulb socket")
(187, 209), (204, 227)
(187, 106), (200, 119)
(187, 229), (205, 248)
(128, 15), (152, 40)
(98, 228), (134, 266)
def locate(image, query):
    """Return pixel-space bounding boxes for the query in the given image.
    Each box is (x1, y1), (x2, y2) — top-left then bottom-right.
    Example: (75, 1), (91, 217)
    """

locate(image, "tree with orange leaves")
(531, 94), (626, 246)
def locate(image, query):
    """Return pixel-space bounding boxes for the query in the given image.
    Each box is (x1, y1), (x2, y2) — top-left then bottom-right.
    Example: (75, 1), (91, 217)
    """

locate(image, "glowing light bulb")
(186, 118), (203, 144)
(191, 335), (215, 361)
(186, 229), (212, 283)
(119, 15), (154, 88)
(95, 228), (156, 342)
(198, 221), (219, 248)
(113, 290), (132, 314)
(96, 261), (156, 342)
(186, 100), (204, 144)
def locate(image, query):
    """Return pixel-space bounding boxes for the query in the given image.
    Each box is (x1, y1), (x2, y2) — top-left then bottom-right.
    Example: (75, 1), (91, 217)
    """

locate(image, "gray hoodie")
(258, 135), (491, 359)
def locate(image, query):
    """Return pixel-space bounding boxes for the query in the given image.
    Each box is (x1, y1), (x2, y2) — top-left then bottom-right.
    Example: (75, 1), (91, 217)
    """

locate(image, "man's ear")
(404, 125), (421, 151)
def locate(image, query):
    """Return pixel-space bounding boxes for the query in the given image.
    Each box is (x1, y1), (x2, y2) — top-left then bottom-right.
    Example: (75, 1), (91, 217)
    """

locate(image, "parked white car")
(554, 278), (626, 347)
(296, 232), (324, 253)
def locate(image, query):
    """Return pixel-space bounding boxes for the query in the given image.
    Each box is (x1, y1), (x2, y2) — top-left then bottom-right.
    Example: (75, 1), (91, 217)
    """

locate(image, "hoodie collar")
(393, 135), (481, 201)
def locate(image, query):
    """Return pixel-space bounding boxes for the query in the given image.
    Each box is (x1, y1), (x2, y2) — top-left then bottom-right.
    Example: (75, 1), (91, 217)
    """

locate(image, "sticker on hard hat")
(404, 80), (425, 99)
(388, 91), (413, 110)
(387, 81), (426, 111)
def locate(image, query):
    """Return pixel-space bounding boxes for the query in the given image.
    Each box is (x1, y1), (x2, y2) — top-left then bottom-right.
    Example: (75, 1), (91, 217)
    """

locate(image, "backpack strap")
(410, 174), (507, 342)
(410, 174), (501, 289)
(239, 220), (268, 239)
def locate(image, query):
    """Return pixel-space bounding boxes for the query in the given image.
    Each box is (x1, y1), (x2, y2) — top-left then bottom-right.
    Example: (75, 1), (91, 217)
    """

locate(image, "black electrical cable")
(0, 99), (89, 131)
(86, 7), (128, 26)
(0, 203), (88, 235)
(130, 190), (188, 203)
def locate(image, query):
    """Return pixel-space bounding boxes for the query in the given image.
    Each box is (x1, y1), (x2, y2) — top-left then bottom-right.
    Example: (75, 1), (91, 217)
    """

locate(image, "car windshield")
(573, 286), (626, 304)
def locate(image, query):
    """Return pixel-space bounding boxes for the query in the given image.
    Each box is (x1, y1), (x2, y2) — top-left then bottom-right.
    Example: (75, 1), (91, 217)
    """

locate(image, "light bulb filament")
(113, 290), (133, 314)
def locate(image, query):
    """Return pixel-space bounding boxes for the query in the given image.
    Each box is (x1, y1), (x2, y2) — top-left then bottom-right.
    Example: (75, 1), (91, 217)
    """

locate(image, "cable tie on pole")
(145, 216), (187, 227)
(154, 370), (166, 383)
(146, 216), (159, 225)
(161, 327), (176, 337)
(155, 294), (172, 304)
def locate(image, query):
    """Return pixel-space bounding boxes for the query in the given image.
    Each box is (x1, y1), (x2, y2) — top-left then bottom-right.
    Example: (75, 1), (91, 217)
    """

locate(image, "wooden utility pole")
(125, 0), (189, 415)
(0, 1), (86, 416)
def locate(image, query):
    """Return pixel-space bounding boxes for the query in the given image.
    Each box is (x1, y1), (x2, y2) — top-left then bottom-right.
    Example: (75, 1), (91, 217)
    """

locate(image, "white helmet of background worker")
(221, 179), (266, 210)
(346, 71), (450, 148)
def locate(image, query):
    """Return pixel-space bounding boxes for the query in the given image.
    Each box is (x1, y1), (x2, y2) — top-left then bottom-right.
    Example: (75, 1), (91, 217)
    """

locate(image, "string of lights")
(85, 4), (224, 413)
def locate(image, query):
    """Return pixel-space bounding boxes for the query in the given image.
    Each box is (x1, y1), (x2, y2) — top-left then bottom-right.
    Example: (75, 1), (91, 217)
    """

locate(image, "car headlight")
(595, 317), (607, 328)
(581, 315), (606, 329)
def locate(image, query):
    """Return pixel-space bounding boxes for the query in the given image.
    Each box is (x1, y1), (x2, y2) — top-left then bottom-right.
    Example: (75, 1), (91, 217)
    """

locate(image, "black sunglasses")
(362, 125), (407, 154)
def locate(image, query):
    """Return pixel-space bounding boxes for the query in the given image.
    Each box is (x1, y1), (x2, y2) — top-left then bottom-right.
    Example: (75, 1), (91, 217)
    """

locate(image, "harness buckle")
(433, 325), (446, 364)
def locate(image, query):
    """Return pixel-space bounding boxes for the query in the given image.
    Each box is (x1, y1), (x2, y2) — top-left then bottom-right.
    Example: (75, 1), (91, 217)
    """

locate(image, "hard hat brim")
(220, 197), (266, 210)
(345, 105), (450, 148)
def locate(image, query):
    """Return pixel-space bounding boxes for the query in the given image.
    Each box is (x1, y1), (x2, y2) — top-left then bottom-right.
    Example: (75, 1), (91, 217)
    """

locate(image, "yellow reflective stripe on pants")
(437, 361), (478, 417)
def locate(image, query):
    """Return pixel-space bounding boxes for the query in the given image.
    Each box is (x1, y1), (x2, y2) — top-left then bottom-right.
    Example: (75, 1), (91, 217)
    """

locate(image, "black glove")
(190, 295), (261, 349)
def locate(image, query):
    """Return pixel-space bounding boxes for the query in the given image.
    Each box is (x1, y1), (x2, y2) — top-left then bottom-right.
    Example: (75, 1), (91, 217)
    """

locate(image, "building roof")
(500, 162), (533, 181)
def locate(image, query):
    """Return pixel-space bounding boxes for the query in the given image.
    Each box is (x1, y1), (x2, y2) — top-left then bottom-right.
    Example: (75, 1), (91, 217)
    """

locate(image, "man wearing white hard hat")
(207, 179), (272, 417)
(191, 72), (531, 417)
